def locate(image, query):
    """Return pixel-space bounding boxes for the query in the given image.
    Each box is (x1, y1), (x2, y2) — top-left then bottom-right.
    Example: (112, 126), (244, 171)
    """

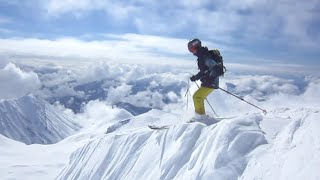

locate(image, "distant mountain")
(115, 102), (151, 116)
(0, 95), (81, 145)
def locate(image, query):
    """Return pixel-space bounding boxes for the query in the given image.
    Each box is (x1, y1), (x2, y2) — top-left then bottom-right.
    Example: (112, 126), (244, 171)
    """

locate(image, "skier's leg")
(193, 86), (214, 114)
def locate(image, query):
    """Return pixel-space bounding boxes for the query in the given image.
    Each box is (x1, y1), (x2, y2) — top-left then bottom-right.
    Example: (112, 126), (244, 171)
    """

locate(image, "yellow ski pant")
(193, 86), (214, 115)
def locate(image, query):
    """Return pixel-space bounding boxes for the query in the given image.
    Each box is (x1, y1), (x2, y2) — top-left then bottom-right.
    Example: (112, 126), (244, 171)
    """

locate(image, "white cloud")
(0, 35), (192, 65)
(16, 60), (319, 118)
(45, 0), (101, 17)
(78, 99), (132, 126)
(225, 75), (301, 98)
(151, 91), (165, 109)
(263, 79), (320, 110)
(0, 63), (41, 100)
(167, 91), (179, 102)
(227, 63), (320, 76)
(82, 100), (116, 120)
(52, 85), (84, 98)
(45, 0), (136, 20)
(0, 57), (10, 68)
(295, 79), (320, 106)
(122, 64), (146, 83)
(106, 83), (132, 105)
(27, 61), (192, 114)
(76, 62), (111, 84)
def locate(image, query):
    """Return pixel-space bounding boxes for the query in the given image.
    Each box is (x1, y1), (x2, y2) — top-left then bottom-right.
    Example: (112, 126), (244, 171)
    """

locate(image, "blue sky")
(0, 0), (319, 67)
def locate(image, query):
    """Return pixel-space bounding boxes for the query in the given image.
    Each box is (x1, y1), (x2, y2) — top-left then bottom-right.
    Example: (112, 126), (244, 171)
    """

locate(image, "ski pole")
(194, 82), (219, 117)
(218, 87), (267, 114)
(185, 79), (190, 110)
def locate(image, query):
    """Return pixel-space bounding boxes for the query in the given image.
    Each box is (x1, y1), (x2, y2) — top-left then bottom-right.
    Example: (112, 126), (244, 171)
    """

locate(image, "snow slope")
(241, 108), (320, 180)
(1, 96), (320, 179)
(0, 95), (81, 144)
(1, 105), (319, 180)
(0, 134), (76, 180)
(56, 110), (266, 180)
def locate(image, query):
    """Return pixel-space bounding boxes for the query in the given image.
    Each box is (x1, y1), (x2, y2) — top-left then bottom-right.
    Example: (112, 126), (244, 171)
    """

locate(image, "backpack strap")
(209, 49), (227, 76)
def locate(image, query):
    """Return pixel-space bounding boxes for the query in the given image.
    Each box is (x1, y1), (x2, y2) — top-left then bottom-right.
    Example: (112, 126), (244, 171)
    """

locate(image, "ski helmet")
(188, 38), (201, 53)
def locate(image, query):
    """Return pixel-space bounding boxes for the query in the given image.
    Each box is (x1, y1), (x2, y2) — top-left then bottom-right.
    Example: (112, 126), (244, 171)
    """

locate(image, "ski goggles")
(188, 46), (198, 54)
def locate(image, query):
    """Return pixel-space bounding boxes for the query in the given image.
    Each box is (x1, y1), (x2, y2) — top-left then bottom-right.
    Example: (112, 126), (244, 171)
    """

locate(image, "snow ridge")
(241, 108), (320, 180)
(0, 95), (81, 145)
(57, 114), (266, 180)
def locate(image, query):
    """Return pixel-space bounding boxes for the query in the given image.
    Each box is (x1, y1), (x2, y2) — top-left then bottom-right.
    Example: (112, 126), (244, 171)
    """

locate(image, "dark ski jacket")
(193, 47), (223, 89)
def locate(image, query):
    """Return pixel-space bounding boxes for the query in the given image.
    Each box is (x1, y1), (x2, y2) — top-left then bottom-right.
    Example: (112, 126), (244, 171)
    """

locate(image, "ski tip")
(148, 125), (170, 130)
(262, 109), (267, 115)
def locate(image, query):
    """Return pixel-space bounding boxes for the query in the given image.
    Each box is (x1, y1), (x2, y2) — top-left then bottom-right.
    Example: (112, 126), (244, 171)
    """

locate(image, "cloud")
(299, 79), (320, 105)
(263, 78), (320, 110)
(12, 59), (319, 119)
(227, 63), (320, 77)
(76, 62), (111, 84)
(106, 83), (132, 105)
(52, 85), (84, 98)
(0, 35), (193, 65)
(0, 28), (15, 35)
(0, 57), (10, 68)
(82, 100), (122, 122)
(226, 75), (301, 96)
(0, 0), (318, 68)
(29, 61), (190, 112)
(0, 16), (11, 24)
(65, 99), (133, 126)
(41, 0), (320, 50)
(0, 63), (41, 100)
(0, 16), (14, 35)
(45, 0), (105, 18)
(44, 0), (137, 20)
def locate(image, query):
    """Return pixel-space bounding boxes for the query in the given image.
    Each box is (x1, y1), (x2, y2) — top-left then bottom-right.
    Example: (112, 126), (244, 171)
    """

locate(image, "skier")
(188, 38), (225, 121)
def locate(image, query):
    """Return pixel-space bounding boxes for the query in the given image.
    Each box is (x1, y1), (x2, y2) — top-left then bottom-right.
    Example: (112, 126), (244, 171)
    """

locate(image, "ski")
(148, 121), (207, 130)
(148, 125), (171, 130)
(148, 116), (234, 130)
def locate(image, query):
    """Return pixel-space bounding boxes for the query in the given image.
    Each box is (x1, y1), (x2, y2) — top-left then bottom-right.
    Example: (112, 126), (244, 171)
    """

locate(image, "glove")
(190, 75), (197, 82)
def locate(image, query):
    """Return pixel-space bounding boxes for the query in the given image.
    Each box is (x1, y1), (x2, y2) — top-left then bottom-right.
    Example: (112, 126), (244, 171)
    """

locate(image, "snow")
(0, 61), (320, 180)
(241, 108), (320, 180)
(56, 113), (266, 180)
(0, 135), (73, 180)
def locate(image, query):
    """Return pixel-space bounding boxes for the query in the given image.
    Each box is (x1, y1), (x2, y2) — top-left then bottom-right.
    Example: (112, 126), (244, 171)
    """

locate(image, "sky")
(0, 0), (319, 68)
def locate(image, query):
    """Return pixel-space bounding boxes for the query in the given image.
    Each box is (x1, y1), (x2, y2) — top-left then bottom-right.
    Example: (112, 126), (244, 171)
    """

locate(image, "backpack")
(208, 49), (226, 76)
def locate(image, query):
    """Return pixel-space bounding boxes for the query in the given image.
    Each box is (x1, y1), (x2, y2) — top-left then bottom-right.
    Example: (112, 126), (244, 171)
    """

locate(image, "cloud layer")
(1, 59), (318, 128)
(6, 60), (315, 118)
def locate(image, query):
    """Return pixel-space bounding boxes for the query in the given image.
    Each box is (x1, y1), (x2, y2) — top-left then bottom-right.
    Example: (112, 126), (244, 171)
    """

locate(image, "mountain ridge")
(0, 94), (81, 145)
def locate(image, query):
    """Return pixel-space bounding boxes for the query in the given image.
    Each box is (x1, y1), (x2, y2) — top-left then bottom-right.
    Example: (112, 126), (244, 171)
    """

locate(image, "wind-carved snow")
(241, 108), (320, 180)
(57, 113), (266, 180)
(0, 95), (81, 144)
